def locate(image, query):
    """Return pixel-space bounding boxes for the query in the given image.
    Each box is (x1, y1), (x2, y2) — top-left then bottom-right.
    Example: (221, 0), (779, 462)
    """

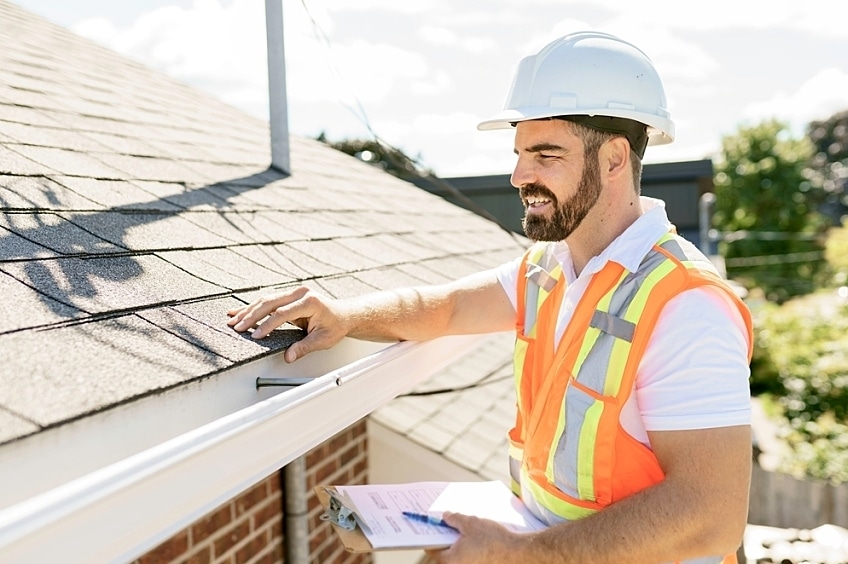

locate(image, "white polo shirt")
(496, 197), (751, 445)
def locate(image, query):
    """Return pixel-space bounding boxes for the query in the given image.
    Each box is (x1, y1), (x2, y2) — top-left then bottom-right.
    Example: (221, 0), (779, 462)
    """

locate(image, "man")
(228, 31), (753, 564)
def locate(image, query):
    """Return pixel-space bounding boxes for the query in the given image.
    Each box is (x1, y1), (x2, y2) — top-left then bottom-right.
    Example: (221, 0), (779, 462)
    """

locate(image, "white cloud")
(409, 70), (453, 97)
(461, 36), (498, 53)
(63, 0), (848, 176)
(411, 112), (483, 135)
(337, 41), (429, 100)
(419, 25), (457, 46)
(75, 0), (269, 118)
(318, 0), (442, 16)
(536, 0), (848, 38)
(743, 68), (848, 132)
(72, 1), (433, 121)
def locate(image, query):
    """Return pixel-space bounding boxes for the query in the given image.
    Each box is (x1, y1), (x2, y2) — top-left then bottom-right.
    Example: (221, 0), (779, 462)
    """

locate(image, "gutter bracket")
(255, 377), (313, 388)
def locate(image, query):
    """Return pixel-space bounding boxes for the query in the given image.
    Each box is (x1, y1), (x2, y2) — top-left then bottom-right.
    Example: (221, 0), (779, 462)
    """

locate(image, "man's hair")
(562, 120), (644, 193)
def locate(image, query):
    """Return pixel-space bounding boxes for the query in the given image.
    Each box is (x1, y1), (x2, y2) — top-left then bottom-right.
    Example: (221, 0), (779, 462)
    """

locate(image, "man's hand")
(226, 271), (515, 363)
(227, 286), (348, 363)
(425, 513), (527, 564)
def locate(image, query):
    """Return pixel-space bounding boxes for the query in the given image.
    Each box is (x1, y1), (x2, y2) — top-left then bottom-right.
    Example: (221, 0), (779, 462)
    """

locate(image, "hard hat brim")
(476, 107), (674, 146)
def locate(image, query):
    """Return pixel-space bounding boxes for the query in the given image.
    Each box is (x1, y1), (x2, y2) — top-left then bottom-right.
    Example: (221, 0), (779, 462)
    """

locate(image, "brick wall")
(133, 420), (371, 564)
(305, 420), (371, 564)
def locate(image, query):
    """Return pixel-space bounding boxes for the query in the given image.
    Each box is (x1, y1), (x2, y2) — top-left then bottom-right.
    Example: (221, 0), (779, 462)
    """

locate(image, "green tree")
(807, 110), (848, 225)
(826, 220), (848, 287)
(713, 120), (829, 303)
(316, 133), (433, 182)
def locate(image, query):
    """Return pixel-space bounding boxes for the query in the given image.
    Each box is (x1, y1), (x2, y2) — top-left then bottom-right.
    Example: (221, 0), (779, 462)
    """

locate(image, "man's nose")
(510, 157), (534, 189)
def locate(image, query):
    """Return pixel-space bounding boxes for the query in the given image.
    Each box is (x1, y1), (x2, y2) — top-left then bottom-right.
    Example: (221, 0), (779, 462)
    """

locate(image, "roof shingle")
(0, 0), (526, 446)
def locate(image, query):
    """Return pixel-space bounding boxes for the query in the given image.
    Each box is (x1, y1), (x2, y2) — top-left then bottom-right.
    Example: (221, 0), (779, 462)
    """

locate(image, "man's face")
(511, 120), (603, 242)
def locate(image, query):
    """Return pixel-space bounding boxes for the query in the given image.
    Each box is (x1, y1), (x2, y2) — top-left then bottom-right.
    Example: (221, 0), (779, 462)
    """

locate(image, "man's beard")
(520, 156), (602, 242)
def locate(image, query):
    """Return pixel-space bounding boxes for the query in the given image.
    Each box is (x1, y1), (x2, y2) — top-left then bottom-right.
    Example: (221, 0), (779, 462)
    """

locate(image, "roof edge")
(0, 333), (489, 563)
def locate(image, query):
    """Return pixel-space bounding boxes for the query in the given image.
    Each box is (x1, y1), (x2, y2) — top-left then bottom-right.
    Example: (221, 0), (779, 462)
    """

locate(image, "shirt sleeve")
(635, 286), (752, 431)
(494, 254), (524, 312)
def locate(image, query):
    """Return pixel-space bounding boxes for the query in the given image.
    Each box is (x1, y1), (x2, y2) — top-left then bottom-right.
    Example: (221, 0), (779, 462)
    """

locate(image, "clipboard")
(315, 480), (543, 553)
(314, 485), (375, 553)
(315, 485), (451, 553)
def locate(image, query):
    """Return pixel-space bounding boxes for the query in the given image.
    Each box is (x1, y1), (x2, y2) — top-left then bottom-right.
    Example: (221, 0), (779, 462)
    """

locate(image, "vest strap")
(589, 310), (635, 342)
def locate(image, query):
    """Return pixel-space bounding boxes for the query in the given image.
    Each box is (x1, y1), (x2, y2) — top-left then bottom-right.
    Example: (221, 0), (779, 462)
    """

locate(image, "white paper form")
(336, 481), (459, 549)
(429, 480), (546, 534)
(335, 480), (546, 550)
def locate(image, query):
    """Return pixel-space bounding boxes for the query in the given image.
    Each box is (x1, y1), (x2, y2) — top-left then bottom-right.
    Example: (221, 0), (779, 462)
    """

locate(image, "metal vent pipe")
(265, 0), (290, 173)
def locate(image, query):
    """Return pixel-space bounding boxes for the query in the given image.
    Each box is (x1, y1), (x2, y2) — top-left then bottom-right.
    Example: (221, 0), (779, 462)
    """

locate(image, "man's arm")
(437, 424), (751, 564)
(227, 269), (515, 363)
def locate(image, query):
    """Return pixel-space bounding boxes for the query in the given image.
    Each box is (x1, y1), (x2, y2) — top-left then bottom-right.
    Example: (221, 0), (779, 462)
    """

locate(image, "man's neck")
(568, 194), (643, 276)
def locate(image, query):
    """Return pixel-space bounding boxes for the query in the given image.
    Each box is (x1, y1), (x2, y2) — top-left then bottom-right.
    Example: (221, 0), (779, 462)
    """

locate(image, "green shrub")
(777, 413), (848, 484)
(755, 294), (848, 423)
(751, 292), (848, 483)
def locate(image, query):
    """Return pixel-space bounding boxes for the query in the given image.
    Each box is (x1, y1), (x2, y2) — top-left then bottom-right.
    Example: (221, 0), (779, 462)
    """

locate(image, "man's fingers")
(282, 325), (341, 363)
(284, 338), (310, 363)
(441, 512), (467, 531)
(248, 307), (286, 339)
(227, 287), (310, 333)
(248, 300), (309, 338)
(225, 287), (346, 363)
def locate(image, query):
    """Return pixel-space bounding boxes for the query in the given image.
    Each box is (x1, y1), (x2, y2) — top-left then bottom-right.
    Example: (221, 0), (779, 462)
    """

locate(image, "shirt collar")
(552, 196), (672, 280)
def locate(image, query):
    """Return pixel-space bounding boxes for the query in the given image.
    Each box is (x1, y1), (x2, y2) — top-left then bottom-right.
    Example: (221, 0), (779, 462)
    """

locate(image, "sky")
(11, 0), (848, 177)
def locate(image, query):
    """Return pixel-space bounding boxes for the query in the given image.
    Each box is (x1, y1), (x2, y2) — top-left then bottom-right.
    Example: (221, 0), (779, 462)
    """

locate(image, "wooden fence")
(748, 463), (848, 528)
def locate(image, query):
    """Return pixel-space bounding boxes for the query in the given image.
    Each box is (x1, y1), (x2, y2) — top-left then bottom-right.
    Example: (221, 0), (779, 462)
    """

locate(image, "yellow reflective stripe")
(627, 259), (676, 323)
(521, 468), (597, 521)
(522, 245), (546, 333)
(576, 400), (604, 500)
(510, 477), (521, 496)
(656, 232), (675, 246)
(545, 395), (568, 485)
(513, 336), (529, 409)
(573, 325), (601, 374)
(604, 336), (631, 396)
(509, 443), (523, 494)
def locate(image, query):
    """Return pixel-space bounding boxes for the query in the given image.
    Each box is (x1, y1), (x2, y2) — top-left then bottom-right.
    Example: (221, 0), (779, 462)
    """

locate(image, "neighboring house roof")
(372, 331), (515, 483)
(0, 1), (526, 560)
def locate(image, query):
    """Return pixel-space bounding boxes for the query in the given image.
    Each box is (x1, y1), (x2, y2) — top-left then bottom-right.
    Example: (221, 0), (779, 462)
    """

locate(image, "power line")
(724, 250), (826, 267)
(399, 371), (512, 397)
(717, 230), (823, 242)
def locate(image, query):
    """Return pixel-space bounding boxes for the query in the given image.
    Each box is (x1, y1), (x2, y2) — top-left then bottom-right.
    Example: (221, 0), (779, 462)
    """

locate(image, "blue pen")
(401, 511), (458, 532)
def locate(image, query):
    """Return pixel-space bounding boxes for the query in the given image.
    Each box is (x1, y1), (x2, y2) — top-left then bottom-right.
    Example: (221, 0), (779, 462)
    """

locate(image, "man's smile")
(524, 195), (551, 209)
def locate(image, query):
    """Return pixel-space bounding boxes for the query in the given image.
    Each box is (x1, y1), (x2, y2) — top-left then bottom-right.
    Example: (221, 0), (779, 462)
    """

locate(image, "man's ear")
(601, 136), (630, 180)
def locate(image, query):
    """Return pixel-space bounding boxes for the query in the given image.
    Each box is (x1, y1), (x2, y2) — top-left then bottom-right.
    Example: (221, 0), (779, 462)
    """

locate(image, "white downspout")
(265, 0), (290, 173)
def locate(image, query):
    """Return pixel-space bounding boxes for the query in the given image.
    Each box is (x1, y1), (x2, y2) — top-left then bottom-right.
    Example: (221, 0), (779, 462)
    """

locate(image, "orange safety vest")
(510, 232), (753, 564)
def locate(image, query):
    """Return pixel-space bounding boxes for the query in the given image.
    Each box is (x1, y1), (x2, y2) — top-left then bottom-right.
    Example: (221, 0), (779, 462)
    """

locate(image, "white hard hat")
(478, 31), (674, 153)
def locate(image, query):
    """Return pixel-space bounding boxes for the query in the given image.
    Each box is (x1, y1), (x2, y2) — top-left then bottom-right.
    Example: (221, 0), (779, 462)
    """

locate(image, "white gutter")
(0, 333), (487, 564)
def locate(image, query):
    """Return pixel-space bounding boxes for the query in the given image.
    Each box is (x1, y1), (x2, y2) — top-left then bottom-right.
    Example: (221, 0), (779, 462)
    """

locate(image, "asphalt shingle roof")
(371, 331), (516, 482)
(0, 0), (526, 446)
